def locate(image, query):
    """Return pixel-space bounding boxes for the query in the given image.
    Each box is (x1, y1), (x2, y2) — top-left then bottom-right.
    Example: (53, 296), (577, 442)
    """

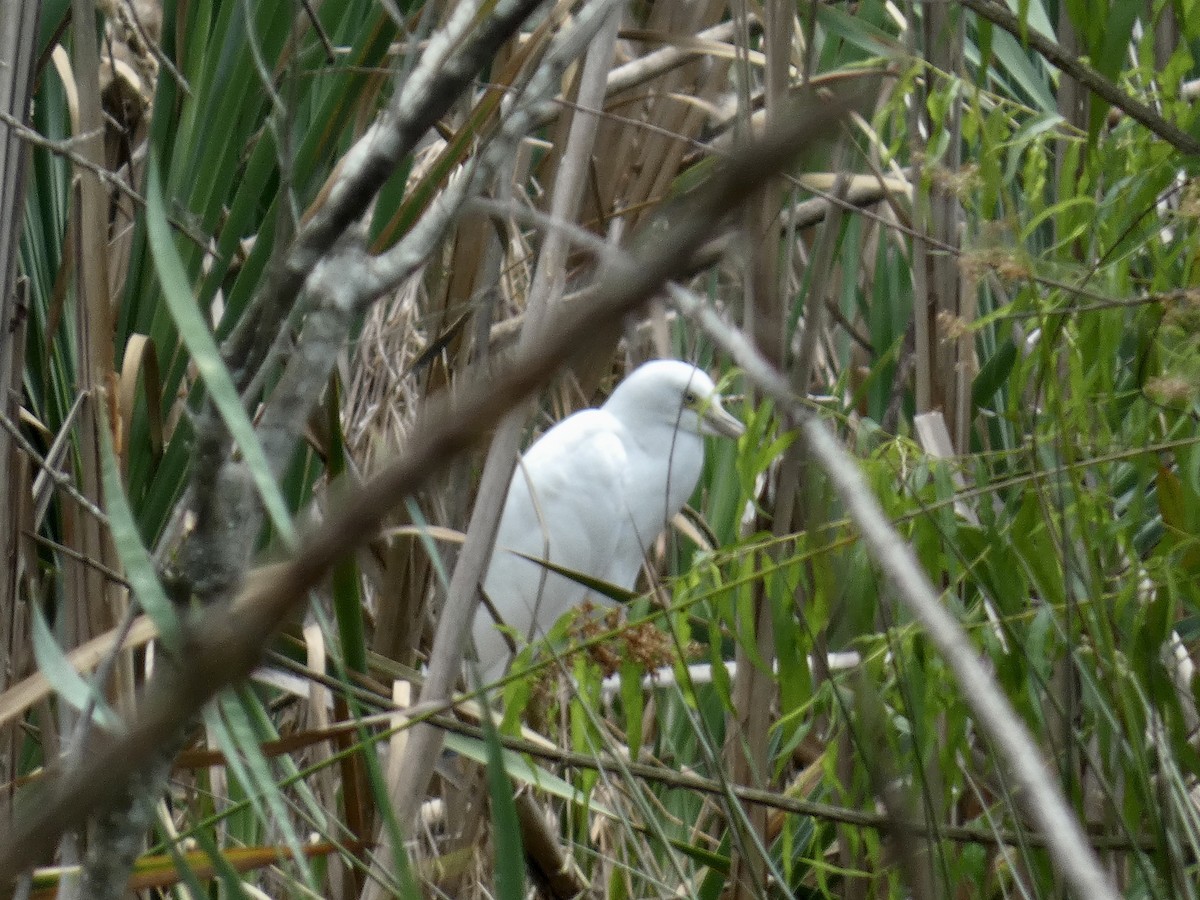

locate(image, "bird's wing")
(600, 425), (706, 593)
(474, 410), (628, 679)
(498, 409), (628, 585)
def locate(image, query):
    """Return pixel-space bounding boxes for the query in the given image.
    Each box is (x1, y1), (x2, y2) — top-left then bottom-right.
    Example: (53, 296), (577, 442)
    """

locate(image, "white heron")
(471, 359), (744, 683)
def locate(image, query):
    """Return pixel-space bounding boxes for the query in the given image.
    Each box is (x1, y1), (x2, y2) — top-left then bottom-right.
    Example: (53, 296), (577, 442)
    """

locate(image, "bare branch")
(0, 96), (849, 886)
(367, 2), (626, 883)
(253, 0), (629, 507)
(671, 289), (1121, 900)
(220, 0), (554, 389)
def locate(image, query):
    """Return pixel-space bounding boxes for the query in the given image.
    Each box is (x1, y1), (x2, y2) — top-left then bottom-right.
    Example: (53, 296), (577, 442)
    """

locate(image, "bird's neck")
(620, 421), (703, 479)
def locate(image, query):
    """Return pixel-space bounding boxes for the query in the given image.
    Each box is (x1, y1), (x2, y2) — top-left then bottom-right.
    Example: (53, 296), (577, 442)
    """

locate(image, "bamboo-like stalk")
(723, 0), (790, 895)
(0, 0), (40, 834)
(70, 0), (140, 892)
(367, 6), (625, 889)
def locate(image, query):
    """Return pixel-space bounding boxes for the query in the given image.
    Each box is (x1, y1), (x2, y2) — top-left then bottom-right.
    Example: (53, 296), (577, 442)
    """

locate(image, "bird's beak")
(699, 398), (745, 439)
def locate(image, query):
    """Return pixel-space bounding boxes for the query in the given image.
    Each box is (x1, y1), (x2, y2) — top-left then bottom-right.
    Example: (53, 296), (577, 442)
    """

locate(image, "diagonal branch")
(959, 0), (1200, 156)
(220, 0), (554, 389)
(668, 286), (1121, 900)
(253, 0), (629, 511)
(0, 97), (849, 887)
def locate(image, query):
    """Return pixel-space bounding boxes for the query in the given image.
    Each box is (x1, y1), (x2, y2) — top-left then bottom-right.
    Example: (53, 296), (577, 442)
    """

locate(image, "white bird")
(471, 359), (744, 683)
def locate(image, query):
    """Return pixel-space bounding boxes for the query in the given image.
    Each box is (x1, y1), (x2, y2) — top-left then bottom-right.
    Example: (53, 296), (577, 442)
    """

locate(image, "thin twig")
(0, 94), (852, 888)
(0, 111), (212, 253)
(160, 669), (1161, 853)
(0, 409), (108, 524)
(115, 0), (191, 97)
(671, 291), (1121, 900)
(298, 0), (336, 64)
(23, 532), (129, 588)
(960, 0), (1200, 155)
(0, 111), (146, 206)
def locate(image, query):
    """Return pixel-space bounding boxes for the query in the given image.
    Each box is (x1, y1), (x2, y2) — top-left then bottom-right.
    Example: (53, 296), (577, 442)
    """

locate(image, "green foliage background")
(5, 0), (1200, 896)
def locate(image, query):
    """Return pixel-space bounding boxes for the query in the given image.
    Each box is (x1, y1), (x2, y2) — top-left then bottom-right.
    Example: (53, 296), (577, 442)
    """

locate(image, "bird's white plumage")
(471, 360), (743, 683)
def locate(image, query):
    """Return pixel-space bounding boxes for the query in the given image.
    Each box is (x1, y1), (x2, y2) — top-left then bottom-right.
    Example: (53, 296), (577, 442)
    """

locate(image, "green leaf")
(445, 731), (616, 817)
(619, 658), (644, 761)
(508, 551), (640, 604)
(814, 3), (902, 58)
(972, 336), (1017, 407)
(31, 604), (121, 731)
(144, 161), (297, 550)
(481, 709), (526, 900)
(98, 416), (182, 652)
(1089, 0), (1140, 140)
(212, 690), (315, 889)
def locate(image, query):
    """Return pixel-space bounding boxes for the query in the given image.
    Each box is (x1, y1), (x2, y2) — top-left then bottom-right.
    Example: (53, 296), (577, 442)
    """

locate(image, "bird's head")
(605, 359), (745, 440)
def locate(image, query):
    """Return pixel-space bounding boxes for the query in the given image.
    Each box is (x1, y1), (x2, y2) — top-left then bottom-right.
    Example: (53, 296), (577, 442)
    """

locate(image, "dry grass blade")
(60, 1), (131, 731)
(116, 334), (163, 467)
(365, 4), (626, 891)
(0, 0), (40, 822)
(0, 616), (158, 733)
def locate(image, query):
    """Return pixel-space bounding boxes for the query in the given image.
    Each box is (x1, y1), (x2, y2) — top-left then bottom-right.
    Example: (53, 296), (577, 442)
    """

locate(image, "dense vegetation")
(1, 0), (1199, 897)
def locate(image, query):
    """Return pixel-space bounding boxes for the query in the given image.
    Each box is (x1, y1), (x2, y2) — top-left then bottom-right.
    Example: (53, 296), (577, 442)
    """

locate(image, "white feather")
(471, 360), (743, 682)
